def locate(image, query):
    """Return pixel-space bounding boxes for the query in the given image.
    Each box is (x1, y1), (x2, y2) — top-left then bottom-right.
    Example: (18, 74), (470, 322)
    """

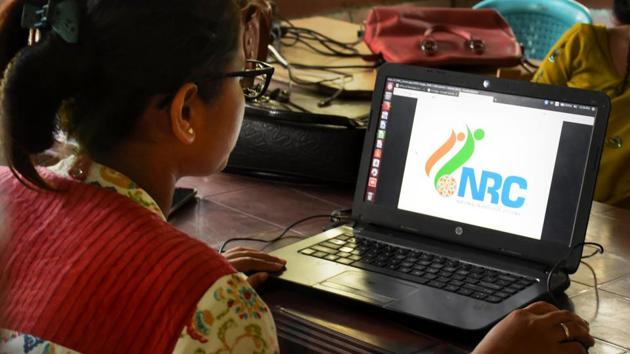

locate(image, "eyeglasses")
(199, 59), (275, 100)
(157, 59), (275, 109)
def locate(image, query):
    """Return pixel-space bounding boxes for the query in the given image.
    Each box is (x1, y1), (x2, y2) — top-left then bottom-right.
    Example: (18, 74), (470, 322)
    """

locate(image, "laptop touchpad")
(317, 271), (418, 305)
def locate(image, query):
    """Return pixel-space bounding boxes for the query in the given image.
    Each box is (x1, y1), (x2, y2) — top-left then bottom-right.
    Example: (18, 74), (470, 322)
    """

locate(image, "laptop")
(270, 64), (610, 330)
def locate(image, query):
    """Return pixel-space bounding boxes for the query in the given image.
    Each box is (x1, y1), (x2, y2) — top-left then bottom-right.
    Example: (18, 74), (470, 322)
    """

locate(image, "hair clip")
(21, 0), (79, 44)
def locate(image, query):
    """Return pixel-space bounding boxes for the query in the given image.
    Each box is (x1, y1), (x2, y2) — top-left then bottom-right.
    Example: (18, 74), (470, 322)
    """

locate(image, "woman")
(533, 0), (630, 208)
(0, 0), (594, 353)
(1, 0), (283, 353)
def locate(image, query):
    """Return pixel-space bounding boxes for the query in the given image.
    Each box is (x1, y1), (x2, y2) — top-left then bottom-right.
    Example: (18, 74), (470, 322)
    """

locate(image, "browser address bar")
(459, 92), (495, 103)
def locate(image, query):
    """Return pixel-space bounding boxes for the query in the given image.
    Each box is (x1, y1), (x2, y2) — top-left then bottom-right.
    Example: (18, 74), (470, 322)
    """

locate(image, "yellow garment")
(533, 24), (630, 208)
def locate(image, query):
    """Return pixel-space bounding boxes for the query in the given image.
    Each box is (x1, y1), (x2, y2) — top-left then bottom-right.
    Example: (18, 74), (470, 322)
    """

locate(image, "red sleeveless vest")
(0, 168), (235, 353)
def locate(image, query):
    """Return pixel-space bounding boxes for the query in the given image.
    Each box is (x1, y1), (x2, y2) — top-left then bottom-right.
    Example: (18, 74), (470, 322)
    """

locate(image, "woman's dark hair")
(0, 0), (27, 78)
(1, 0), (241, 189)
(614, 0), (630, 24)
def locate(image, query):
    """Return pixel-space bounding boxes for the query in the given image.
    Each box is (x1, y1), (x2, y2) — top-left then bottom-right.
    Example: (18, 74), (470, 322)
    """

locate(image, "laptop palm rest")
(315, 271), (419, 305)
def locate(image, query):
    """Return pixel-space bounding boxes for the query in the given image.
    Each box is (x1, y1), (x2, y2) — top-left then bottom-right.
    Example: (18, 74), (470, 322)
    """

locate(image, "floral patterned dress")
(0, 156), (279, 354)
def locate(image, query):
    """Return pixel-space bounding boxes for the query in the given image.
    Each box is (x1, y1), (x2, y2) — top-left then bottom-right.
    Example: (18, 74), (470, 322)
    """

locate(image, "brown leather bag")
(240, 0), (274, 61)
(364, 6), (523, 68)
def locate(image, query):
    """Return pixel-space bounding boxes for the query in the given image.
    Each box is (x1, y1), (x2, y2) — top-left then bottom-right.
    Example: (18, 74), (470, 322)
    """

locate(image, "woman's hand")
(473, 301), (593, 354)
(222, 247), (287, 288)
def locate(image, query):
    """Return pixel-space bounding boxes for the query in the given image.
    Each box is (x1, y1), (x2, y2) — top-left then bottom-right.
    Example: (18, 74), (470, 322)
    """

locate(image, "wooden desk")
(172, 173), (630, 354)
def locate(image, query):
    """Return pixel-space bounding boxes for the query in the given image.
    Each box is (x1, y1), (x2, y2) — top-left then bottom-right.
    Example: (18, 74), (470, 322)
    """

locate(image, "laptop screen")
(364, 77), (598, 245)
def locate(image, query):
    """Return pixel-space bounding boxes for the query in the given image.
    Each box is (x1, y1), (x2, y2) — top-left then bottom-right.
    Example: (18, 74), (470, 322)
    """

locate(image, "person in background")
(0, 0), (594, 353)
(533, 0), (630, 208)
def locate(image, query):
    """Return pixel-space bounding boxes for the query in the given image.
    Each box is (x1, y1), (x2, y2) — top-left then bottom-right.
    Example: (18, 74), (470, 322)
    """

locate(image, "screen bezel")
(352, 64), (610, 273)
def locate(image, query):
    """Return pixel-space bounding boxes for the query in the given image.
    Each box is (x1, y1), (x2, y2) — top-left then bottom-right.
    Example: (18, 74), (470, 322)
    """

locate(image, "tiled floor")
(601, 275), (630, 299)
(571, 289), (630, 351)
(168, 198), (284, 248)
(590, 339), (628, 354)
(571, 253), (630, 285)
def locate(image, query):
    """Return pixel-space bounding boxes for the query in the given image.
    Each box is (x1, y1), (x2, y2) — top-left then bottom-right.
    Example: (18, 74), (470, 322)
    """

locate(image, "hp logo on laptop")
(455, 226), (464, 236)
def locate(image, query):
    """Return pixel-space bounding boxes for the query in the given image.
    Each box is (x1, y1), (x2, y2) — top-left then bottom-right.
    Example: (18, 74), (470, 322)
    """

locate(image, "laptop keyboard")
(299, 233), (538, 304)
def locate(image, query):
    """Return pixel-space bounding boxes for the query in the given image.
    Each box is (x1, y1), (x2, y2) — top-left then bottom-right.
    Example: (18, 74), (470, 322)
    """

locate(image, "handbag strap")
(421, 25), (486, 56)
(424, 25), (473, 41)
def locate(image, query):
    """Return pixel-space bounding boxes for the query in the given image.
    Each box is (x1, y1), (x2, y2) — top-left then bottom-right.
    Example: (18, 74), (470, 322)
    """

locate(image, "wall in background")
(276, 0), (612, 19)
(581, 0), (611, 7)
(276, 0), (473, 19)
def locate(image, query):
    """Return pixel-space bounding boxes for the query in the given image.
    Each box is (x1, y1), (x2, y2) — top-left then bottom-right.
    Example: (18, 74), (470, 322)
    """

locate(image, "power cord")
(218, 208), (353, 253)
(272, 16), (366, 58)
(579, 260), (601, 321)
(281, 27), (362, 58)
(266, 44), (356, 108)
(268, 44), (355, 87)
(546, 241), (604, 306)
(267, 17), (381, 107)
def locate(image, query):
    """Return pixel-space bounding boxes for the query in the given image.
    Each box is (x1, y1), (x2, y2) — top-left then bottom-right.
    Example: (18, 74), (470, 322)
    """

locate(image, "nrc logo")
(458, 167), (527, 208)
(425, 126), (528, 209)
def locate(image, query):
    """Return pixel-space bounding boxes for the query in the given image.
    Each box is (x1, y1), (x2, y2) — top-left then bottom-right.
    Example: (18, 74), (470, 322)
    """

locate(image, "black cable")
(286, 65), (353, 88)
(280, 26), (364, 54)
(274, 16), (365, 49)
(282, 35), (363, 58)
(272, 19), (299, 47)
(273, 214), (332, 241)
(219, 208), (354, 253)
(318, 86), (345, 107)
(267, 21), (379, 104)
(546, 241), (604, 306)
(276, 24), (370, 59)
(289, 62), (379, 70)
(219, 214), (331, 253)
(267, 54), (354, 87)
(296, 25), (364, 47)
(261, 210), (354, 251)
(580, 243), (605, 259)
(218, 237), (270, 254)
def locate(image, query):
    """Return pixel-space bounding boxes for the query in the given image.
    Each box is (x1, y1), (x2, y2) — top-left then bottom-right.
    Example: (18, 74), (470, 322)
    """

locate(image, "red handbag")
(364, 6), (523, 67)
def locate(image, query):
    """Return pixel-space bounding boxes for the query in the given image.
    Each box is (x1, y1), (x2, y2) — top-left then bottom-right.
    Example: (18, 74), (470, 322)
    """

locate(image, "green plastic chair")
(473, 0), (593, 60)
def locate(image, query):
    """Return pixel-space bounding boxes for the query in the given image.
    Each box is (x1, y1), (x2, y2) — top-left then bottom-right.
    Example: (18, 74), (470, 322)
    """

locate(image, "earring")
(187, 127), (194, 135)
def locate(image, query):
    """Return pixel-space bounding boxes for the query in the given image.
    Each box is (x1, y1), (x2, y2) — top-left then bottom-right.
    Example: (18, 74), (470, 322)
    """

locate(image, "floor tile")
(209, 183), (342, 234)
(566, 281), (593, 298)
(585, 213), (630, 257)
(169, 198), (281, 248)
(601, 275), (630, 299)
(571, 289), (630, 349)
(590, 339), (628, 354)
(570, 252), (630, 285)
(177, 173), (266, 198)
(292, 186), (354, 208)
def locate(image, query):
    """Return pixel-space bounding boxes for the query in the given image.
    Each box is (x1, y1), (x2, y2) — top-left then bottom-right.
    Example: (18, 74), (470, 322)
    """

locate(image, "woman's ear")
(169, 83), (199, 145)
